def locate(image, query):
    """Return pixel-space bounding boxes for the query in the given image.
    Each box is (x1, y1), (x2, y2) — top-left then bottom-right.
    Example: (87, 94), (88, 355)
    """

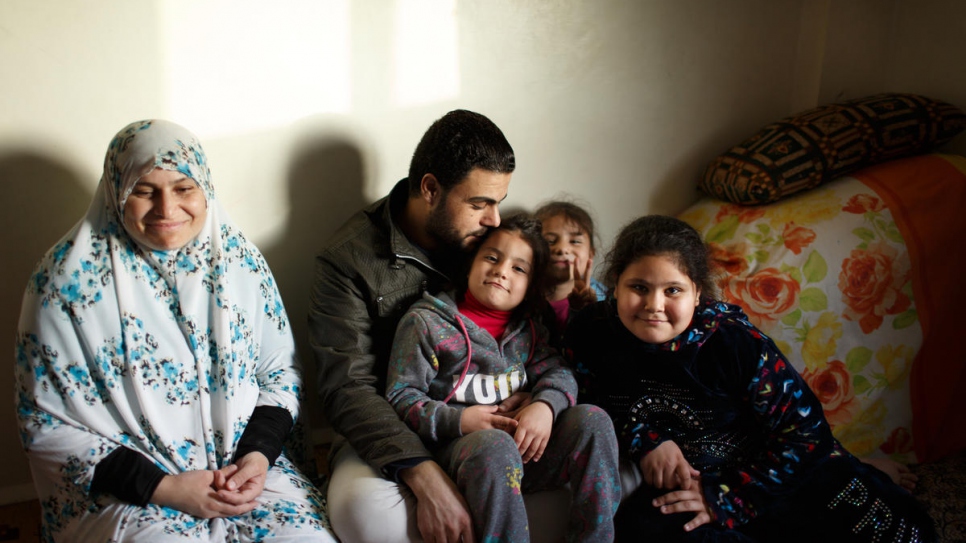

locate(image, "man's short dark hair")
(408, 109), (515, 196)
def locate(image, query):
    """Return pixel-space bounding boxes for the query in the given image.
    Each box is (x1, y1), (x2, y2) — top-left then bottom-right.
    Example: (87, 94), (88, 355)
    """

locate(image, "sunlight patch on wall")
(159, 0), (351, 138)
(392, 0), (460, 107)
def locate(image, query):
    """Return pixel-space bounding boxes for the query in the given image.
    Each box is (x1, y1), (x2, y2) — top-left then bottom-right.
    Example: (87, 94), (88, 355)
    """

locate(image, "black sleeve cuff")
(91, 447), (166, 506)
(382, 456), (431, 483)
(232, 405), (294, 467)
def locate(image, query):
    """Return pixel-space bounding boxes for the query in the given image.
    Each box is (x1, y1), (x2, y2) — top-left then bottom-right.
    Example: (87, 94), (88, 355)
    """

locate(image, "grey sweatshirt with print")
(386, 291), (577, 443)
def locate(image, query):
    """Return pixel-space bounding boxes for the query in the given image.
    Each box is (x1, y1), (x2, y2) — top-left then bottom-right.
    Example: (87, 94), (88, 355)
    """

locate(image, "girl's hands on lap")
(653, 482), (713, 532)
(461, 404), (519, 434)
(513, 401), (554, 463)
(151, 470), (258, 518)
(496, 391), (532, 418)
(641, 440), (700, 490)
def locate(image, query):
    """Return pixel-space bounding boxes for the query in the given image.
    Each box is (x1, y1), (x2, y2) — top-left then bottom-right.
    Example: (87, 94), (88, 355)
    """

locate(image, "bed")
(681, 152), (966, 465)
(676, 93), (966, 540)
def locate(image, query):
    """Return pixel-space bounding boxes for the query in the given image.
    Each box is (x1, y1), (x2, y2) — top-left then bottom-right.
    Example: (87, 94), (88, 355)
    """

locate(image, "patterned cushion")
(699, 93), (966, 205)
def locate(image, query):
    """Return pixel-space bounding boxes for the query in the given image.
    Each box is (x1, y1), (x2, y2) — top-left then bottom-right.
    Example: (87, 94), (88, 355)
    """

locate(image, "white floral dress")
(14, 120), (335, 542)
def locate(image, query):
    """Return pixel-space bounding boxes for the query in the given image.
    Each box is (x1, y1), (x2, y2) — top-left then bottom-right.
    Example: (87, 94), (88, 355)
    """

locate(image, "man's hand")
(213, 452), (269, 505)
(151, 470), (258, 519)
(400, 461), (476, 543)
(461, 405), (519, 434)
(513, 401), (553, 463)
(653, 484), (713, 532)
(640, 440), (700, 490)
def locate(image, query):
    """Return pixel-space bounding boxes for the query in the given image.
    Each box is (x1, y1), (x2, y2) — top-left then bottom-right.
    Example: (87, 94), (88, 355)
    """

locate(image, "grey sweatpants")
(435, 404), (621, 543)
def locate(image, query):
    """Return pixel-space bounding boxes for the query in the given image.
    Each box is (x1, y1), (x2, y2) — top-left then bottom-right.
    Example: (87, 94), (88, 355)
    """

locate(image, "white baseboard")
(0, 482), (37, 505)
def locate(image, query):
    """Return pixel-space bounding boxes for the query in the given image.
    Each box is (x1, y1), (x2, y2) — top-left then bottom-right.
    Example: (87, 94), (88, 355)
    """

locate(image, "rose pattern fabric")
(802, 360), (857, 427)
(839, 241), (912, 334)
(708, 242), (749, 276)
(720, 267), (801, 329)
(680, 175), (920, 463)
(781, 222), (816, 254)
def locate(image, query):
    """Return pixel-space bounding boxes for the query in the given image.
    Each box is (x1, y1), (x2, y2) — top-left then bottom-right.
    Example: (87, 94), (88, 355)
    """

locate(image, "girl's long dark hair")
(602, 215), (718, 301)
(458, 213), (550, 321)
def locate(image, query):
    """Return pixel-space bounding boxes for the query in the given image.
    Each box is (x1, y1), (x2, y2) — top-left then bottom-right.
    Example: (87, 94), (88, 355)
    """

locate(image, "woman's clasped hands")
(150, 452), (269, 519)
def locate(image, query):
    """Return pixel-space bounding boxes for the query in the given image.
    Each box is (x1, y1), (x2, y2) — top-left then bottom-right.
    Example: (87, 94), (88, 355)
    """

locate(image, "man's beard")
(425, 202), (487, 254)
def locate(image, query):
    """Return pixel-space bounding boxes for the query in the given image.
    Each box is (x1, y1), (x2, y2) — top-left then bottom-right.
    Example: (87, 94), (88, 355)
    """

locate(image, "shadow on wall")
(0, 151), (92, 492)
(261, 136), (367, 436)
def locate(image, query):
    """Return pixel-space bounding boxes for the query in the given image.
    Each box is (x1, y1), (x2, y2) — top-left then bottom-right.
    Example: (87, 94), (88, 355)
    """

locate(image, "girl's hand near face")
(568, 257), (598, 312)
(652, 481), (714, 532)
(641, 440), (701, 490)
(513, 401), (554, 463)
(461, 404), (519, 434)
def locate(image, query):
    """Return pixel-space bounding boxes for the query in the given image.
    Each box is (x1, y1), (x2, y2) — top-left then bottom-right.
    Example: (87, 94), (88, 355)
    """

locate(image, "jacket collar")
(379, 179), (450, 279)
(378, 179), (426, 259)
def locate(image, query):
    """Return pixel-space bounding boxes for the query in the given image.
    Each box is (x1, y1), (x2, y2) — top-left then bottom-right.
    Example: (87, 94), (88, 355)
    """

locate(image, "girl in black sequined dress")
(569, 215), (935, 543)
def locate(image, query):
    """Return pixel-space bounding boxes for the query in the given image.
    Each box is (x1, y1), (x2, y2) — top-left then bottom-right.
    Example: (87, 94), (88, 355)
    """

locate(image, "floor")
(0, 499), (40, 543)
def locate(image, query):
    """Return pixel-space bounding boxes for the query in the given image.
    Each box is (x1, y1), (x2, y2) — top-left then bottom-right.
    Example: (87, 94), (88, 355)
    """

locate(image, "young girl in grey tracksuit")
(386, 214), (620, 543)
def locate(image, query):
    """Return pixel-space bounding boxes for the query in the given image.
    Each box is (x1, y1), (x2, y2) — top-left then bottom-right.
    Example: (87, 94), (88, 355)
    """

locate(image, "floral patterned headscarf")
(101, 119), (214, 226)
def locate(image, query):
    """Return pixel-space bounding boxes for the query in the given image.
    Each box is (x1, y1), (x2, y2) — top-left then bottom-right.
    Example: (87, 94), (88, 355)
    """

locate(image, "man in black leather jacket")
(309, 109), (516, 543)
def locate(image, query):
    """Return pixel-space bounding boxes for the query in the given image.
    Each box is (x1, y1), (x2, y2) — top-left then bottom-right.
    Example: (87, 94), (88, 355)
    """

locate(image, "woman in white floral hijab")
(15, 120), (336, 542)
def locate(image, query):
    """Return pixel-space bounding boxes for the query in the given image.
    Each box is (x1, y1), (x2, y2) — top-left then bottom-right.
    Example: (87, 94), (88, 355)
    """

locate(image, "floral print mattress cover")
(680, 153), (966, 464)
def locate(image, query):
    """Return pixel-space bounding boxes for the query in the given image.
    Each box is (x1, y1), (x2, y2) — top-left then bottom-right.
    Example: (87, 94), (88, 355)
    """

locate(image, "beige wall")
(817, 0), (966, 155)
(2, 0), (965, 503)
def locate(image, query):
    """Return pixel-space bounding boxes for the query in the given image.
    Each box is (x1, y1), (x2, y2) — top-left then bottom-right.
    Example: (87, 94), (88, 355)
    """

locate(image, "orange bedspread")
(854, 154), (966, 462)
